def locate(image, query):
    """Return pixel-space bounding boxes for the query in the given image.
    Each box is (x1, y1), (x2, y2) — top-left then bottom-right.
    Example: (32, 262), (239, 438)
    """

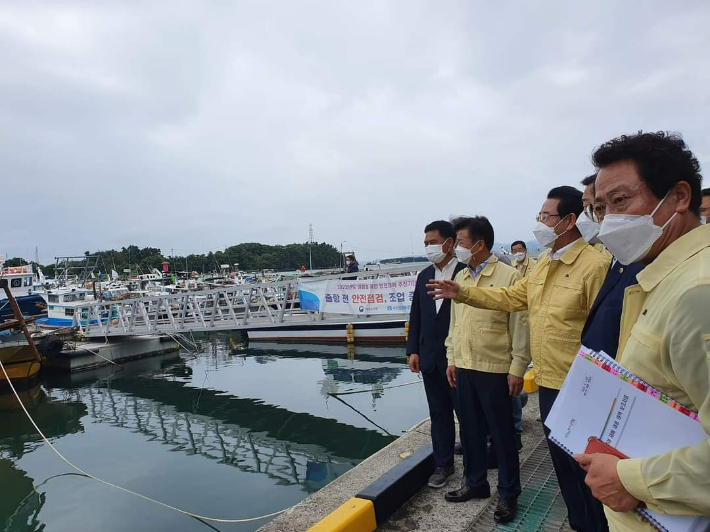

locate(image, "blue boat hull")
(35, 317), (104, 327)
(0, 294), (47, 323)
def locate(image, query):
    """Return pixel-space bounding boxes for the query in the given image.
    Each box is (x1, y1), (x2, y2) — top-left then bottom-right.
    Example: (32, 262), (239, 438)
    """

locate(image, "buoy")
(346, 323), (354, 344)
(404, 321), (409, 341)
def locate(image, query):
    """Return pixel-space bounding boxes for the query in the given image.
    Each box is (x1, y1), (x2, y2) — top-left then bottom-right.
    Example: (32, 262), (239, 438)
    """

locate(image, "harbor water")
(0, 334), (428, 532)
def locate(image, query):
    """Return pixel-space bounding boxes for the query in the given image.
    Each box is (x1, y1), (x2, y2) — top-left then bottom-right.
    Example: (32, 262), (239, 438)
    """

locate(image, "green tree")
(40, 242), (342, 277)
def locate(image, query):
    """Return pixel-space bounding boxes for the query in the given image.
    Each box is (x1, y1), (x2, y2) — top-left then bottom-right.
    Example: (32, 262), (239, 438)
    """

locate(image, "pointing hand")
(426, 279), (461, 300)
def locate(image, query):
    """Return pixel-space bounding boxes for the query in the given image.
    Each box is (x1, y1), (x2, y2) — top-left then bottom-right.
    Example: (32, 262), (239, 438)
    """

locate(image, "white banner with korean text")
(298, 276), (417, 314)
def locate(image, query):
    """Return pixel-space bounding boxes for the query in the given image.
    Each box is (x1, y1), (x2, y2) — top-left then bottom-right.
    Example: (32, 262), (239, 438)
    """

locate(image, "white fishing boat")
(36, 287), (117, 328)
(0, 265), (47, 323)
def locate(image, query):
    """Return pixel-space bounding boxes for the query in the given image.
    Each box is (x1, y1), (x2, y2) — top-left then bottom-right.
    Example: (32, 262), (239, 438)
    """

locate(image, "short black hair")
(703, 188), (710, 197)
(581, 174), (597, 187)
(592, 131), (703, 215)
(424, 220), (455, 241)
(547, 186), (583, 219)
(511, 240), (527, 250)
(452, 216), (494, 250)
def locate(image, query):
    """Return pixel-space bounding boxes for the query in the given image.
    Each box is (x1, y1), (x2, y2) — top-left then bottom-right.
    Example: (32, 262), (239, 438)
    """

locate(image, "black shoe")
(427, 466), (455, 488)
(516, 433), (523, 452)
(445, 484), (491, 503)
(454, 442), (463, 455)
(486, 445), (498, 470)
(494, 497), (518, 523)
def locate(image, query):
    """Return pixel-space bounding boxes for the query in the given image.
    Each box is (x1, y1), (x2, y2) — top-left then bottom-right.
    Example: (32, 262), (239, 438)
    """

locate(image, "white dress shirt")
(551, 239), (579, 261)
(434, 256), (459, 313)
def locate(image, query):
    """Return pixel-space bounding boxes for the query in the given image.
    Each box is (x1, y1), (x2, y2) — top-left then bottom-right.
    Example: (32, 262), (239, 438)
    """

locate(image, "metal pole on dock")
(0, 279), (42, 363)
(308, 224), (314, 271)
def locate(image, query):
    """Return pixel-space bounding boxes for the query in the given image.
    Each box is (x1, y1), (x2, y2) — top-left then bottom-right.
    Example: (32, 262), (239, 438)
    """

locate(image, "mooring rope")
(327, 378), (422, 396)
(80, 346), (124, 369)
(0, 358), (290, 524)
(166, 332), (199, 353)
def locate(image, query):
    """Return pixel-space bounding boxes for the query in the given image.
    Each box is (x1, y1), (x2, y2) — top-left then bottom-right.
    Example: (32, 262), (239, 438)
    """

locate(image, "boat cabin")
(38, 288), (116, 328)
(0, 265), (36, 300)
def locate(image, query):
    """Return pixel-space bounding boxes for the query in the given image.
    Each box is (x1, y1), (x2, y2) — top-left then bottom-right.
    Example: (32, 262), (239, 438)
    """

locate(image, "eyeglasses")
(584, 204), (607, 223)
(536, 213), (561, 223)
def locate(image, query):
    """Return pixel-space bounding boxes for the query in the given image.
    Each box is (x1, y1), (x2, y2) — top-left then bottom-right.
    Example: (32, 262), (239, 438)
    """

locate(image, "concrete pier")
(258, 392), (563, 532)
(42, 336), (180, 372)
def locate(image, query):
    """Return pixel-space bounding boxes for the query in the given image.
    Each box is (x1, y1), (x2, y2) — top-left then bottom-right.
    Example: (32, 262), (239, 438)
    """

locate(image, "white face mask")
(455, 245), (472, 264)
(576, 211), (601, 244)
(702, 215), (707, 225)
(533, 217), (568, 249)
(598, 192), (677, 265)
(455, 240), (482, 265)
(425, 242), (448, 264)
(512, 252), (526, 262)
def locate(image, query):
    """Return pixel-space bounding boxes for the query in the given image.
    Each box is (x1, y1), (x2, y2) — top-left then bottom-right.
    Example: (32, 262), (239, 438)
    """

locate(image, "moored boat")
(36, 287), (118, 329)
(0, 340), (41, 384)
(0, 265), (47, 323)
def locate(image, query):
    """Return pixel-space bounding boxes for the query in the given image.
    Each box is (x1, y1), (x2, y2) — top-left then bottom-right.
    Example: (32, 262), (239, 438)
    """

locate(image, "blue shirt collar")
(469, 255), (493, 279)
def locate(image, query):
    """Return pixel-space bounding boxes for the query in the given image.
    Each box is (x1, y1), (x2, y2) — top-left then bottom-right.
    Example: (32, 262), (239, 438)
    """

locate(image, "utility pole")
(308, 223), (314, 271)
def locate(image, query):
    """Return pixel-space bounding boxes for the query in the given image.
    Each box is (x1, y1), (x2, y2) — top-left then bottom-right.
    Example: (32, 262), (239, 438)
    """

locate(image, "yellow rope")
(0, 358), (290, 524)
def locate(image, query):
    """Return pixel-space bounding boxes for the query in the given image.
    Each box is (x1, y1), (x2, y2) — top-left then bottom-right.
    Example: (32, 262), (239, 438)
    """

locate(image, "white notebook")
(545, 348), (710, 532)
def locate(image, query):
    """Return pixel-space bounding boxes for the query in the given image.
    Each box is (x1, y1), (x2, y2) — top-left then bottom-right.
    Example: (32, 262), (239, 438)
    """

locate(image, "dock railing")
(71, 265), (426, 338)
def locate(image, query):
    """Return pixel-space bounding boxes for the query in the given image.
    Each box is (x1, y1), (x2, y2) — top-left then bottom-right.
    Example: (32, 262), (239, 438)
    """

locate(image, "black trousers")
(422, 368), (458, 468)
(456, 368), (521, 500)
(539, 386), (609, 532)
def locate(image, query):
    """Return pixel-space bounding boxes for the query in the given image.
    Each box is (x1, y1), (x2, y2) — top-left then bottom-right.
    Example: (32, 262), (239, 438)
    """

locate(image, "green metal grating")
(467, 438), (572, 532)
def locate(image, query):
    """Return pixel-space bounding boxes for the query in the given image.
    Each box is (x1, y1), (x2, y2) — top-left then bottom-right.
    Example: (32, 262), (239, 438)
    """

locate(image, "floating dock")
(42, 336), (180, 372)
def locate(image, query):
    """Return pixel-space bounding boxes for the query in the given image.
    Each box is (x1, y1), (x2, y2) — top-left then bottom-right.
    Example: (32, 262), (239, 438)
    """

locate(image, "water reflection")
(0, 335), (427, 532)
(0, 385), (87, 458)
(0, 385), (87, 532)
(0, 458), (44, 532)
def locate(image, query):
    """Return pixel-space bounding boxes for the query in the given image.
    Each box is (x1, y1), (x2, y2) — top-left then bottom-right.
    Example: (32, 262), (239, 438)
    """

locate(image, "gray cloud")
(2, 1), (709, 264)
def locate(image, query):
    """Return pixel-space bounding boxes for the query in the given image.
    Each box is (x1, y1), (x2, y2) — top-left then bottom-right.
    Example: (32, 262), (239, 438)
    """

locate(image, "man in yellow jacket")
(509, 238), (536, 449)
(510, 240), (537, 277)
(574, 131), (710, 531)
(442, 216), (530, 524)
(429, 186), (610, 532)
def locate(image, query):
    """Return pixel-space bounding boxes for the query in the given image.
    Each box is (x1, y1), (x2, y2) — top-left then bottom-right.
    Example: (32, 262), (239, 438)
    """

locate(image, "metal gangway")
(69, 265), (426, 338)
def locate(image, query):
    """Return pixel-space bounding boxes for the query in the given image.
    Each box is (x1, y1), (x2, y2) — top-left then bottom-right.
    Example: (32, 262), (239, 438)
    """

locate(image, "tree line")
(5, 242), (344, 278)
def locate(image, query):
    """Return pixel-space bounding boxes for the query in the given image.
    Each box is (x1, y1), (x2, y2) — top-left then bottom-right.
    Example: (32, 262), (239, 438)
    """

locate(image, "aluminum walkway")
(68, 266), (423, 338)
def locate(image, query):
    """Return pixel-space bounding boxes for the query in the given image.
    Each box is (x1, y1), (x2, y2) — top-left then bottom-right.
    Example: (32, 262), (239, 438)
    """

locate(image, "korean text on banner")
(298, 276), (417, 314)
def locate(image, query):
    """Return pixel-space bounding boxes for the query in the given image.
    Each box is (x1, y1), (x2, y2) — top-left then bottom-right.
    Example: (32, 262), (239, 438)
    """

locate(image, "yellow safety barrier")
(523, 368), (539, 393)
(307, 498), (376, 532)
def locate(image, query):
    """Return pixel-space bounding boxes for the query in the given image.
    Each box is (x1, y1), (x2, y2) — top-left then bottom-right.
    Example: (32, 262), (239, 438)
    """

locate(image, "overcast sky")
(2, 1), (709, 264)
